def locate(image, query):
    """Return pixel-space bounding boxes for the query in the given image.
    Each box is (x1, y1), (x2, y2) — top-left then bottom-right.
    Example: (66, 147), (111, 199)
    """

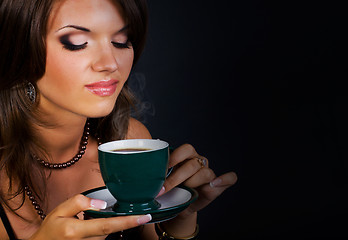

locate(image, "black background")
(134, 1), (347, 239)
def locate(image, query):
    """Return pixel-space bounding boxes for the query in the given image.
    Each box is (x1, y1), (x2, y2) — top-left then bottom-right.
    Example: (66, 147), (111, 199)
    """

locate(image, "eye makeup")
(57, 25), (131, 51)
(111, 29), (131, 49)
(59, 34), (88, 51)
(112, 41), (131, 49)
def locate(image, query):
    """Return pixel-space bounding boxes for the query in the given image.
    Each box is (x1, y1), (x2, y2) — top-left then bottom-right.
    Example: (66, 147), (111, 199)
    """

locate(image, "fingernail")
(90, 199), (107, 210)
(210, 178), (222, 188)
(156, 186), (166, 197)
(137, 214), (152, 225)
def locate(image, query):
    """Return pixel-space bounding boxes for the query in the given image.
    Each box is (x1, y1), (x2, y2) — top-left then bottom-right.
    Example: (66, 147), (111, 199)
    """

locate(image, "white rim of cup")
(98, 139), (169, 154)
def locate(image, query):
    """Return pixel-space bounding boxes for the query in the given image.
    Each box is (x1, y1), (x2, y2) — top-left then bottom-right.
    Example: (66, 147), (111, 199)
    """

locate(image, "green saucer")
(82, 185), (198, 223)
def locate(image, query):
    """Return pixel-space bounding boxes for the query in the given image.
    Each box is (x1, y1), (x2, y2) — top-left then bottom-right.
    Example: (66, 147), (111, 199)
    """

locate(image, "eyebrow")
(56, 25), (129, 34)
(56, 25), (90, 32)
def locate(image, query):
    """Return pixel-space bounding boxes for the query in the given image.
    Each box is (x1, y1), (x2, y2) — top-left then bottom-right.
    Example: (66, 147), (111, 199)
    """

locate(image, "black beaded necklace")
(25, 120), (93, 220)
(34, 121), (90, 169)
(24, 125), (131, 239)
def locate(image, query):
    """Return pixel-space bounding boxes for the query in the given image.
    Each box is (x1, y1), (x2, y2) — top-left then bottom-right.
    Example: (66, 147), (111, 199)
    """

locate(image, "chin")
(88, 109), (114, 118)
(84, 103), (115, 118)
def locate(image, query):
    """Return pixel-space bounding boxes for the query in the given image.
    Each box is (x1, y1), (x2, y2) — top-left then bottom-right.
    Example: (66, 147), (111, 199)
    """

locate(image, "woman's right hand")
(28, 194), (152, 240)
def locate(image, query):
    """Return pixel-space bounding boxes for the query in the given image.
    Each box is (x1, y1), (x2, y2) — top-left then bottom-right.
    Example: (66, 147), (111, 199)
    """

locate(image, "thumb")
(48, 194), (106, 218)
(33, 194), (153, 239)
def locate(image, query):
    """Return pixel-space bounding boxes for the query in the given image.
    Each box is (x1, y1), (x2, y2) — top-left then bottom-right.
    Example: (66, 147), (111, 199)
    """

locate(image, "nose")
(91, 46), (118, 73)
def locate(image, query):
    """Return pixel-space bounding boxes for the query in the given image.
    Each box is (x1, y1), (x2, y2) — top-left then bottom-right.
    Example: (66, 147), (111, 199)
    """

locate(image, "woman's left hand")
(162, 144), (237, 218)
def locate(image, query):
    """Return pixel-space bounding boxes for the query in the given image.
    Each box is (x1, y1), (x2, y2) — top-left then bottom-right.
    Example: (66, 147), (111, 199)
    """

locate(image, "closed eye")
(62, 42), (88, 51)
(112, 41), (131, 49)
(59, 35), (87, 51)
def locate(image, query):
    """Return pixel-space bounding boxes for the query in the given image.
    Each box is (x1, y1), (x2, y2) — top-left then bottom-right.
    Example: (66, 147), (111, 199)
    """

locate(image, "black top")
(0, 203), (17, 240)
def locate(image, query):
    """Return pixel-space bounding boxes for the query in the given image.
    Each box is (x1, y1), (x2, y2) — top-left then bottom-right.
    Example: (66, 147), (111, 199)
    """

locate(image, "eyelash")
(112, 41), (130, 49)
(62, 42), (88, 51)
(60, 39), (130, 51)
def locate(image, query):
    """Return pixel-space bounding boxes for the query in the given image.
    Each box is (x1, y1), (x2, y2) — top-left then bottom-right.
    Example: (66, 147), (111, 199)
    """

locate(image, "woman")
(0, 0), (237, 239)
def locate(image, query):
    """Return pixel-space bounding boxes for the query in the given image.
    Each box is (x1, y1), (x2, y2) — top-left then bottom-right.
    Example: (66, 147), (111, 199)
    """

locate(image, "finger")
(49, 194), (107, 218)
(197, 171), (238, 203)
(209, 171), (238, 188)
(74, 215), (152, 237)
(178, 181), (228, 218)
(183, 167), (216, 188)
(169, 144), (198, 168)
(164, 157), (206, 192)
(180, 172), (238, 216)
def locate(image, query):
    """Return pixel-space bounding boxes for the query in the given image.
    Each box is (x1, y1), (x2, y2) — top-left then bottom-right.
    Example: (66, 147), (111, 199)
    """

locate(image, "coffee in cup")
(98, 139), (169, 213)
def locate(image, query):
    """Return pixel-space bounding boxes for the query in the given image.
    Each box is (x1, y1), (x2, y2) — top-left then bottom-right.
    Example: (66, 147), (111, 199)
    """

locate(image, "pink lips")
(85, 79), (119, 96)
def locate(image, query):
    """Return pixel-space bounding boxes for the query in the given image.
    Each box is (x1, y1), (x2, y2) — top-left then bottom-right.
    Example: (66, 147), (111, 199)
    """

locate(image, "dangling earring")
(26, 82), (36, 103)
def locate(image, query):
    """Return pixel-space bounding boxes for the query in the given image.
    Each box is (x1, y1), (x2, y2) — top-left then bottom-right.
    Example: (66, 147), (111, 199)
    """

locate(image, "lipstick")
(85, 79), (118, 96)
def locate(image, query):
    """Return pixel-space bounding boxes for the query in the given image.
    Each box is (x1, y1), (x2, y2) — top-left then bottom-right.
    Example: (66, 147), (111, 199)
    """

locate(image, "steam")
(128, 72), (155, 123)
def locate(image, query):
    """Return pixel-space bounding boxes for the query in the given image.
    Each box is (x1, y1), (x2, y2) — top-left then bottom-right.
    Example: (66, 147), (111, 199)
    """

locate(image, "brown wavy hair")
(0, 0), (148, 216)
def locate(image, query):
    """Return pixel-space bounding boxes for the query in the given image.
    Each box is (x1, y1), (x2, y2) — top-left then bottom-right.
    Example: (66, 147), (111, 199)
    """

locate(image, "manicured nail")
(137, 214), (152, 225)
(156, 186), (166, 197)
(210, 178), (222, 188)
(90, 199), (107, 210)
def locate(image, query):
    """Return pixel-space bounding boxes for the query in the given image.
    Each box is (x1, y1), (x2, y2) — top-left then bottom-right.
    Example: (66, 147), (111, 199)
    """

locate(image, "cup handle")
(166, 146), (175, 177)
(166, 167), (173, 177)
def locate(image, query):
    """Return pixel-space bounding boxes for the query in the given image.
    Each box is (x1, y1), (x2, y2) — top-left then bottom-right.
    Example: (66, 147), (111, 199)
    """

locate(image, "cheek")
(43, 49), (88, 90)
(47, 50), (81, 79)
(117, 50), (134, 77)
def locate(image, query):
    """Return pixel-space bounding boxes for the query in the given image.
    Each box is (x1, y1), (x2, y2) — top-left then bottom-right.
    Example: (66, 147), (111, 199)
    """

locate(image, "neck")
(33, 117), (88, 164)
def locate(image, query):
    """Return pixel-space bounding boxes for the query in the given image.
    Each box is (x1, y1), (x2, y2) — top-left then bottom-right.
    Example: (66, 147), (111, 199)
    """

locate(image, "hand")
(163, 144), (237, 218)
(29, 194), (152, 240)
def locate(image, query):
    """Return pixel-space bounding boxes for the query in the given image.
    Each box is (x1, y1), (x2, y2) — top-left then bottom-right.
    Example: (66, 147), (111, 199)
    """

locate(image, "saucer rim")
(82, 185), (198, 217)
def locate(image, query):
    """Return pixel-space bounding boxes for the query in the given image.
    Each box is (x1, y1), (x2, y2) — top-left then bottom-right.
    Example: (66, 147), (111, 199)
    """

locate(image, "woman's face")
(37, 0), (134, 119)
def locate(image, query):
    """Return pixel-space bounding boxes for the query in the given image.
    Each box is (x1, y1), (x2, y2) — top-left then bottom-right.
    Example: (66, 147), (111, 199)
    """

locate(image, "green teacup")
(98, 139), (169, 213)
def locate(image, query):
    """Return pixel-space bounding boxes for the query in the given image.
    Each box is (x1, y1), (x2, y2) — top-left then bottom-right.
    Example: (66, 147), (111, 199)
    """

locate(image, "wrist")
(155, 222), (199, 240)
(160, 212), (197, 238)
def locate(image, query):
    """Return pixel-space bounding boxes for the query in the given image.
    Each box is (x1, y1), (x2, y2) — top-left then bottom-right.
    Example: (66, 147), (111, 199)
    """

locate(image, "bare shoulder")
(126, 118), (152, 139)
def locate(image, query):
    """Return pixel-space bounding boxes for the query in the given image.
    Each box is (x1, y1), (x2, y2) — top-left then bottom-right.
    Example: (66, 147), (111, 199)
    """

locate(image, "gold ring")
(197, 157), (207, 168)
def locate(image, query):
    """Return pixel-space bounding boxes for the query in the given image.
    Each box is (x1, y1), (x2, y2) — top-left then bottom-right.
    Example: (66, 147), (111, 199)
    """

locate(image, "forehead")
(48, 0), (126, 32)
